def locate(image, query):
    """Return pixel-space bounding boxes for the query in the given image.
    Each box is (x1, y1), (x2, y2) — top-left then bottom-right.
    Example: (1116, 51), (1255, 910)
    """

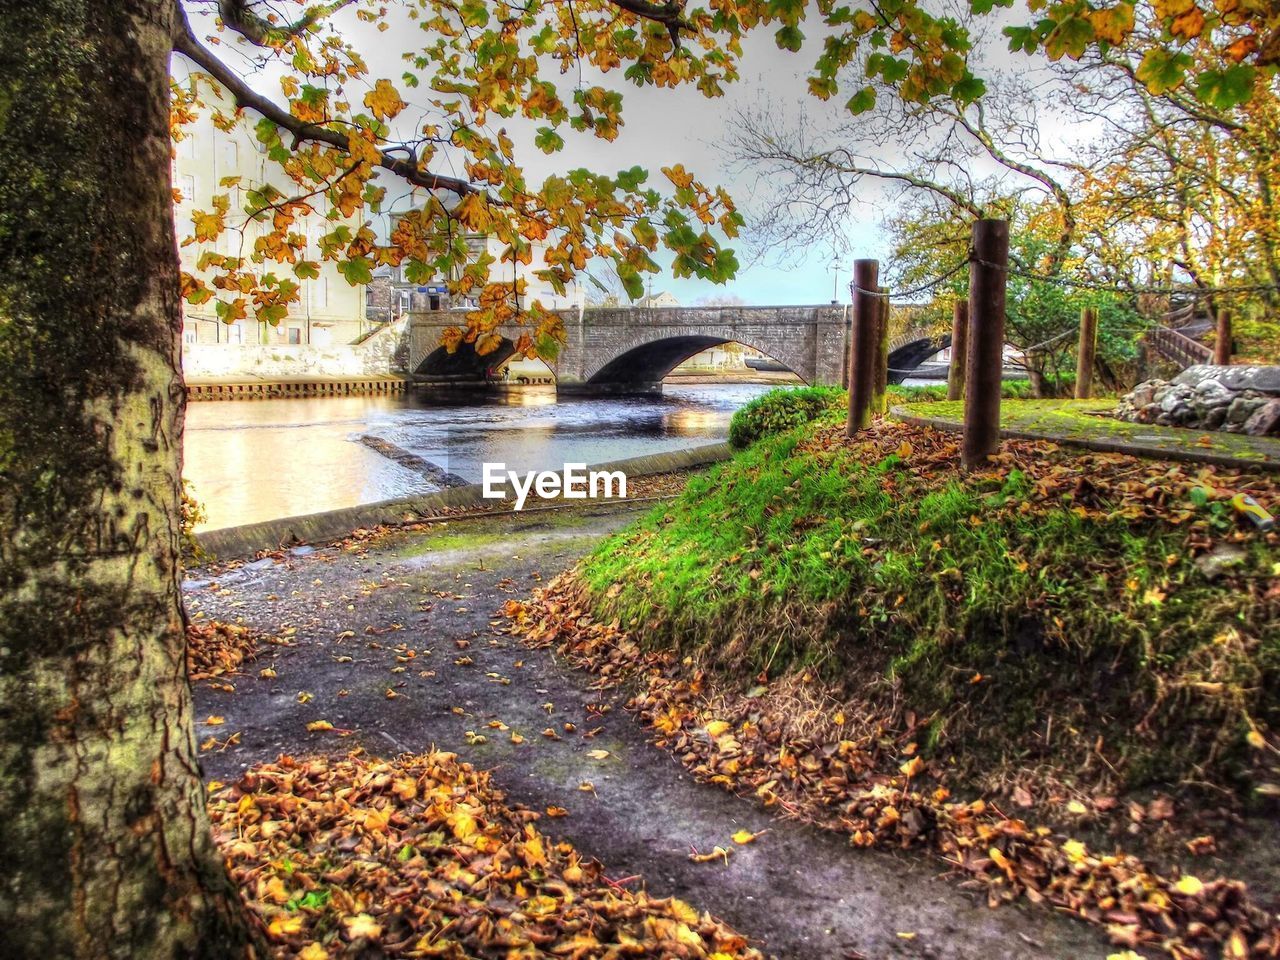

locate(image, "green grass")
(578, 421), (1280, 796)
(727, 381), (1039, 450)
(898, 398), (1280, 465)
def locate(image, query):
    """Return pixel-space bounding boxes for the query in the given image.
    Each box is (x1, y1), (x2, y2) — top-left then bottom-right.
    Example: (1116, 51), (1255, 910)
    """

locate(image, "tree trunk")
(0, 2), (253, 957)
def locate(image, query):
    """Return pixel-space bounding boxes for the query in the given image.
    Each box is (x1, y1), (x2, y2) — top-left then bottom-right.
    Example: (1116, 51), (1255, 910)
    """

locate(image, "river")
(183, 383), (778, 531)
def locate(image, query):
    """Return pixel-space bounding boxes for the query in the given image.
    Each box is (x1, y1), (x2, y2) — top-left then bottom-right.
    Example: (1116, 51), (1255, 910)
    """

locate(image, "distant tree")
(582, 261), (634, 307)
(694, 293), (747, 307)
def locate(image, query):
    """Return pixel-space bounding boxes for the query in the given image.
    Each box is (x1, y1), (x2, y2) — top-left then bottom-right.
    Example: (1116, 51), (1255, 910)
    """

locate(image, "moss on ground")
(577, 417), (1280, 799)
(898, 398), (1280, 465)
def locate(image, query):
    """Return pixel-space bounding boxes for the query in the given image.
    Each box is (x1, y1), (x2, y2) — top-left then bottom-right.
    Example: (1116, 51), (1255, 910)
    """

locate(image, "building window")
(227, 322), (244, 345)
(312, 276), (329, 311)
(220, 141), (239, 178)
(287, 327), (302, 344)
(182, 321), (197, 345)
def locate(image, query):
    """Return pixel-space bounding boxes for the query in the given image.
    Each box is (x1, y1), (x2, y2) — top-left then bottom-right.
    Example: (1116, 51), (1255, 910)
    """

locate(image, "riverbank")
(526, 402), (1280, 958)
(186, 374), (409, 401)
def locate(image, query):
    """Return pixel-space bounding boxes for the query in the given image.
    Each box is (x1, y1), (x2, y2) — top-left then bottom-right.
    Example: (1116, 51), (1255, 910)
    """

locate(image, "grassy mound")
(578, 417), (1280, 798)
(727, 384), (843, 448)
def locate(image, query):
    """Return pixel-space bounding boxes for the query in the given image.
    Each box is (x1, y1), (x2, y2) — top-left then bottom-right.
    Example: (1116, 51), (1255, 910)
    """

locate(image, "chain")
(850, 250), (1279, 299)
(973, 256), (1280, 297)
(849, 258), (970, 299)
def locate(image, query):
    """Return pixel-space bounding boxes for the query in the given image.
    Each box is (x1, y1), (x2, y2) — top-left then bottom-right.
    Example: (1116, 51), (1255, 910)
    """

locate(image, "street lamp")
(829, 259), (843, 304)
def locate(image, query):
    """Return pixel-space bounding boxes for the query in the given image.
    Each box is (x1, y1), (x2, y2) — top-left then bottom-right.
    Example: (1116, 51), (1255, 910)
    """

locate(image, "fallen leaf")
(343, 913), (383, 941)
(1174, 874), (1204, 896)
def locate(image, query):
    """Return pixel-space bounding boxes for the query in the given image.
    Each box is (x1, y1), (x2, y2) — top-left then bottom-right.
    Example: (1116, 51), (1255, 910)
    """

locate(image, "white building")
(635, 290), (680, 308)
(171, 71), (369, 348)
(382, 209), (583, 314)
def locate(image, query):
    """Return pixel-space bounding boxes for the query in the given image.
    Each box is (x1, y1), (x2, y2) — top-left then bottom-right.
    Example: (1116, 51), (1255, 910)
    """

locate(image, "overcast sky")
(196, 1), (1065, 306)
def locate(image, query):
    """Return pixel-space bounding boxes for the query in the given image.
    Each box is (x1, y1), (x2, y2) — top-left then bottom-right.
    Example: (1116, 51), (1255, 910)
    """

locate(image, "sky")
(188, 1), (1069, 307)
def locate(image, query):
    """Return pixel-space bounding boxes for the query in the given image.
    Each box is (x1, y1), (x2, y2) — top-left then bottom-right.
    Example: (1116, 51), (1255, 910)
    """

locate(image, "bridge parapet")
(408, 304), (850, 393)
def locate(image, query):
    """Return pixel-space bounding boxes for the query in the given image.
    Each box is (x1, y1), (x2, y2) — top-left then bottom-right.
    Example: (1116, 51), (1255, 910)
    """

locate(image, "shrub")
(728, 385), (844, 448)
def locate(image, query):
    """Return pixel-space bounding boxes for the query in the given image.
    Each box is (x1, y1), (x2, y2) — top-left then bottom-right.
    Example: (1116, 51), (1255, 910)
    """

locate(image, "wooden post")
(846, 259), (879, 436)
(1074, 306), (1097, 399)
(871, 286), (890, 415)
(946, 299), (968, 402)
(962, 219), (1008, 470)
(1215, 308), (1232, 366)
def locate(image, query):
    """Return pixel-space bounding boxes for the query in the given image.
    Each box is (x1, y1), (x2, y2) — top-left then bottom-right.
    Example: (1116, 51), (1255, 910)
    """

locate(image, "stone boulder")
(1244, 398), (1280, 436)
(1116, 364), (1280, 436)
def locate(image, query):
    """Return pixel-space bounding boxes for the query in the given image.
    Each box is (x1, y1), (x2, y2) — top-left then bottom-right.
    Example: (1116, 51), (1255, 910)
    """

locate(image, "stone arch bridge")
(408, 305), (950, 394)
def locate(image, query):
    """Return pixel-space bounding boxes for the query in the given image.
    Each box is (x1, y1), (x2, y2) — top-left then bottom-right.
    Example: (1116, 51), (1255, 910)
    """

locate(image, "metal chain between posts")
(849, 258), (969, 300)
(972, 256), (1280, 298)
(852, 251), (1280, 300)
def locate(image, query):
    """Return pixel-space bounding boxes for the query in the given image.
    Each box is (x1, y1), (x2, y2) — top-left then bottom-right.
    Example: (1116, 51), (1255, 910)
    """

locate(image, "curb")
(889, 405), (1280, 473)
(194, 441), (733, 560)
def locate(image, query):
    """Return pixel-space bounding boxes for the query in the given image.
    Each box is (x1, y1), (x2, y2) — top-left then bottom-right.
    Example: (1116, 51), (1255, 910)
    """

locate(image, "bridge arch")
(415, 336), (519, 383)
(582, 330), (810, 388)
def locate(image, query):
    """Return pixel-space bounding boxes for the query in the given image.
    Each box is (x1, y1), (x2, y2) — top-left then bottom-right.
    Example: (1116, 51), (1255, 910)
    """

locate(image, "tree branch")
(173, 9), (481, 198)
(216, 0), (355, 46)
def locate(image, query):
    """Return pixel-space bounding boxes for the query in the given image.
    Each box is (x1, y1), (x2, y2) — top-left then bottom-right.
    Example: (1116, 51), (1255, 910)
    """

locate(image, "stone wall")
(183, 319), (408, 381)
(1115, 364), (1280, 436)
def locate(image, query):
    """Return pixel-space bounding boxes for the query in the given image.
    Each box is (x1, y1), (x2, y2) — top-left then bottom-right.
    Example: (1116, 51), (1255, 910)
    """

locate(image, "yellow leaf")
(343, 913), (383, 940)
(732, 829), (760, 844)
(203, 715), (225, 725)
(688, 845), (731, 864)
(670, 899), (700, 924)
(705, 720), (731, 737)
(897, 440), (913, 458)
(1246, 729), (1266, 749)
(268, 915), (304, 937)
(899, 755), (924, 778)
(1067, 799), (1089, 815)
(1062, 839), (1088, 862)
(296, 691), (314, 704)
(364, 79), (406, 120)
(448, 809), (479, 843)
(586, 749), (611, 760)
(307, 720), (334, 732)
(1174, 874), (1204, 896)
(299, 944), (328, 960)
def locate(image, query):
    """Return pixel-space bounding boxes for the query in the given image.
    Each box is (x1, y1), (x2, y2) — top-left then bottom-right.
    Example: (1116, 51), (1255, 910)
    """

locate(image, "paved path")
(188, 504), (1110, 960)
(893, 398), (1280, 471)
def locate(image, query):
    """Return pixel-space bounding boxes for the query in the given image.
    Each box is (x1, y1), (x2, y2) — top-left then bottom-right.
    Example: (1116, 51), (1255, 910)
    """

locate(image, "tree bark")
(0, 2), (253, 957)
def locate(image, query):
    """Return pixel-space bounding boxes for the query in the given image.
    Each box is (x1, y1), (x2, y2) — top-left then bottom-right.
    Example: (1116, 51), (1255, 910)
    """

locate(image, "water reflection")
(183, 383), (775, 531)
